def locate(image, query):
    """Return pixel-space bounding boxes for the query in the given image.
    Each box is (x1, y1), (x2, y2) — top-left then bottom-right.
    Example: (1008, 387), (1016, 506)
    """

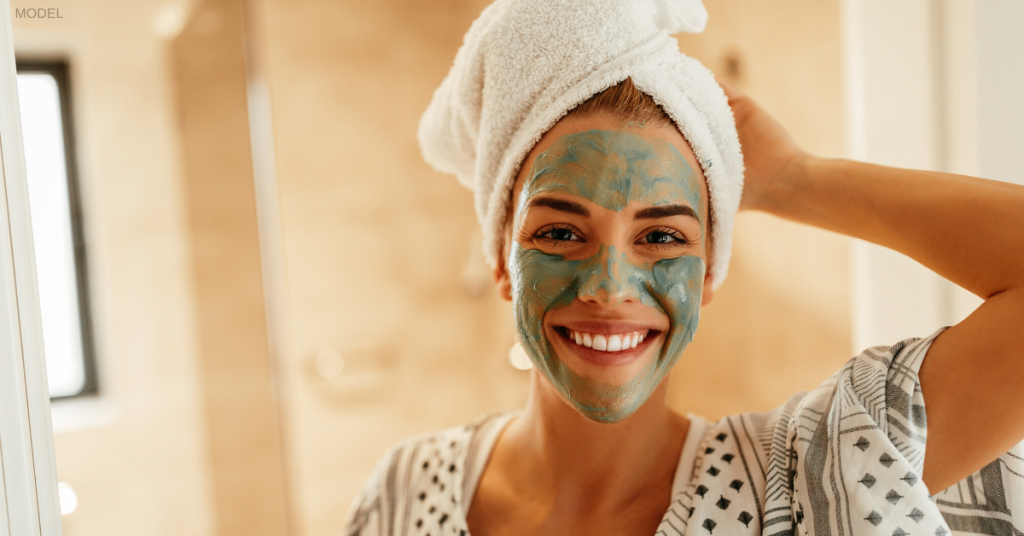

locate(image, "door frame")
(0, 0), (63, 534)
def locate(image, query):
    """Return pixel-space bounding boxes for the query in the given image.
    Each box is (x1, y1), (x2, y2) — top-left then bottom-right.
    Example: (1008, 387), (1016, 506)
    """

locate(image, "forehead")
(511, 115), (709, 220)
(525, 129), (701, 213)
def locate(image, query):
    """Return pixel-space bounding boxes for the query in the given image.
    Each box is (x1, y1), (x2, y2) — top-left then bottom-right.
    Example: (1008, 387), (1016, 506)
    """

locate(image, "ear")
(493, 252), (513, 302)
(700, 270), (715, 306)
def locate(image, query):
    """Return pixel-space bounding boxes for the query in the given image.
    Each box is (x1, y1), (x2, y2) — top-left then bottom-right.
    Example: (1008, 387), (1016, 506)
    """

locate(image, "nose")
(576, 246), (634, 309)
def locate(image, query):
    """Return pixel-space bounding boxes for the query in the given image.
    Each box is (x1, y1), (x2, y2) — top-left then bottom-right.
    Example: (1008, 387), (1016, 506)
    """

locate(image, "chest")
(464, 473), (673, 536)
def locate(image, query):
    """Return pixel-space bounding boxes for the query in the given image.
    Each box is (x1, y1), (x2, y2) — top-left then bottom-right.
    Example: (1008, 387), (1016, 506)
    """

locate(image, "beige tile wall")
(254, 1), (528, 533)
(172, 0), (291, 533)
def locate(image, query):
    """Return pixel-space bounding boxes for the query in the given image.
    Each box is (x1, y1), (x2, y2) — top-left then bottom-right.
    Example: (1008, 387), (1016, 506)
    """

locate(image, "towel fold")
(418, 0), (743, 289)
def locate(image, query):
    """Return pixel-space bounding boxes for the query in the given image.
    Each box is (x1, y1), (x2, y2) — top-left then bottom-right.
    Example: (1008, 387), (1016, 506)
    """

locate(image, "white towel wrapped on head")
(418, 0), (743, 289)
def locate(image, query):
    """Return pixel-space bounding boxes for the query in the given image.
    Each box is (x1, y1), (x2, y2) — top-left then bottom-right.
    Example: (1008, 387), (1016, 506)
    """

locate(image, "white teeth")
(567, 329), (650, 353)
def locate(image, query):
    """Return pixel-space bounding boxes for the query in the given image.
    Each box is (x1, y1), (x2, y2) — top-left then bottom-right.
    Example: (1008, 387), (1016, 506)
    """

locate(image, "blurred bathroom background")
(9, 0), (1022, 534)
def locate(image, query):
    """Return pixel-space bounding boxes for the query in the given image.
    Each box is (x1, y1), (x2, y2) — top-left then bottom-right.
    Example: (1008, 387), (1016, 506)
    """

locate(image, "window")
(16, 59), (99, 400)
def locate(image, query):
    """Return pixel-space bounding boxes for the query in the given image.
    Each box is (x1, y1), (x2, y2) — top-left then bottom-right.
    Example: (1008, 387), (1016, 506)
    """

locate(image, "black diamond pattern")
(880, 453), (896, 468)
(936, 526), (949, 536)
(902, 472), (919, 486)
(707, 465), (721, 477)
(866, 511), (883, 526)
(908, 508), (924, 523)
(705, 447), (716, 454)
(715, 433), (728, 442)
(721, 453), (735, 463)
(696, 485), (709, 497)
(729, 479), (744, 491)
(702, 518), (717, 533)
(716, 496), (730, 510)
(854, 436), (870, 451)
(886, 490), (903, 505)
(738, 511), (754, 527)
(860, 473), (877, 488)
(893, 528), (909, 536)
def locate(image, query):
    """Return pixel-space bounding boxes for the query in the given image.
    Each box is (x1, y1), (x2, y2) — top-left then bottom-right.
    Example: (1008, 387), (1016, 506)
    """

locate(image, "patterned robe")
(344, 329), (1024, 536)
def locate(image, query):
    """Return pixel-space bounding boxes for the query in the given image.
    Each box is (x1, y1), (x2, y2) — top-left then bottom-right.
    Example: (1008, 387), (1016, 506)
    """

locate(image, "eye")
(534, 224), (583, 243)
(645, 230), (677, 244)
(636, 227), (689, 248)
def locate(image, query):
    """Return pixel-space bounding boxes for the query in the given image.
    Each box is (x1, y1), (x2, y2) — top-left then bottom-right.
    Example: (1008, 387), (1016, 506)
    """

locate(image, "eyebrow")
(634, 204), (699, 221)
(527, 197), (590, 216)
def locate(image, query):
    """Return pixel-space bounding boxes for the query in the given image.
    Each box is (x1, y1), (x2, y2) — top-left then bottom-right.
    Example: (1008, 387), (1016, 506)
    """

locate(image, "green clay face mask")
(508, 129), (705, 422)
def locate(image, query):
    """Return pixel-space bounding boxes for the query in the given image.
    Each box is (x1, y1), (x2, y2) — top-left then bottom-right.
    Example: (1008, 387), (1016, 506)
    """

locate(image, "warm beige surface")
(12, 1), (215, 535)
(172, 0), (291, 533)
(255, 1), (528, 533)
(256, 0), (849, 535)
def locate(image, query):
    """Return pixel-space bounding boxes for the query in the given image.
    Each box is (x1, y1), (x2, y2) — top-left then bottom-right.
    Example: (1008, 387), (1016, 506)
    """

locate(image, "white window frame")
(0, 0), (62, 533)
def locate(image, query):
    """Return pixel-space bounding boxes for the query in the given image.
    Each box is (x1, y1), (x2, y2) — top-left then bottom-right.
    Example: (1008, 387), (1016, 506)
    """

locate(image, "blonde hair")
(565, 77), (673, 127)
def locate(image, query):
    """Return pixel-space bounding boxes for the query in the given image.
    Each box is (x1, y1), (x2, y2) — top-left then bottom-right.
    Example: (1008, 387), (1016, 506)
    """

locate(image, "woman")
(344, 1), (1024, 535)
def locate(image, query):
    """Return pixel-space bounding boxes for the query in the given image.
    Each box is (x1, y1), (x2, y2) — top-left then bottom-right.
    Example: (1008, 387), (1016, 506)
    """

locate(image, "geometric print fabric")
(345, 329), (1024, 536)
(659, 328), (1024, 536)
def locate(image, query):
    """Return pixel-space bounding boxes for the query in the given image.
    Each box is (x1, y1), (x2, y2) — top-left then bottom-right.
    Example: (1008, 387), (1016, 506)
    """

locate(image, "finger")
(714, 75), (742, 101)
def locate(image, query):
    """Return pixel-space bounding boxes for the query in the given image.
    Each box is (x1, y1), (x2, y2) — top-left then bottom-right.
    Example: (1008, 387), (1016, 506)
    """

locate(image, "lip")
(548, 324), (662, 367)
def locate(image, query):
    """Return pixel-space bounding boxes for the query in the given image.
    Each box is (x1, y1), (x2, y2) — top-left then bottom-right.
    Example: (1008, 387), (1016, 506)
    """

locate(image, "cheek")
(651, 256), (705, 358)
(510, 249), (574, 304)
(508, 245), (579, 343)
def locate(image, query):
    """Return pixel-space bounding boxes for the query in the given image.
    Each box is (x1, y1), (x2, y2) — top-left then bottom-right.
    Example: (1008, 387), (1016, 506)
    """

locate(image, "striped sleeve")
(342, 438), (427, 536)
(342, 444), (398, 536)
(782, 329), (951, 536)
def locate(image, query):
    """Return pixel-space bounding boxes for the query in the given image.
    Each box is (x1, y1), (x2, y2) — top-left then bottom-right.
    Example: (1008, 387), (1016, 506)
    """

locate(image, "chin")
(568, 394), (646, 423)
(555, 367), (661, 424)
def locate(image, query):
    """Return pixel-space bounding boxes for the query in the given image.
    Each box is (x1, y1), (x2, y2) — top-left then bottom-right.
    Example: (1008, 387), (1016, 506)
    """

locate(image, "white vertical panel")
(843, 0), (947, 353)
(0, 0), (62, 534)
(842, 0), (988, 353)
(976, 0), (1024, 188)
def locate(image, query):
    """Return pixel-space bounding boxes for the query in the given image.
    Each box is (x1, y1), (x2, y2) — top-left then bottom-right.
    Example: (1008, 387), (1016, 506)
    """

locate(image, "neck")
(502, 369), (689, 509)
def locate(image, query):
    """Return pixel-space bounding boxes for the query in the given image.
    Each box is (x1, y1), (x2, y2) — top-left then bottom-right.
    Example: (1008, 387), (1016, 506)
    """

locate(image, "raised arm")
(721, 81), (1024, 494)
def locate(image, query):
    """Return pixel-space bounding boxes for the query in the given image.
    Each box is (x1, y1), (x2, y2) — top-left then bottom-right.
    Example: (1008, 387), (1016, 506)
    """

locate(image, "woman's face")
(496, 113), (713, 423)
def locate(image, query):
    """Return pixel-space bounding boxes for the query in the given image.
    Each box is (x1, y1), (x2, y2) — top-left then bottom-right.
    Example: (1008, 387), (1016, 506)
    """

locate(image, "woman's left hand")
(717, 78), (807, 212)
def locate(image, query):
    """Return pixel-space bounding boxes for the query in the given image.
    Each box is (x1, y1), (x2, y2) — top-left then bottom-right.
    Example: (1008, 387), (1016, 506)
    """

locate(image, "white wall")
(840, 0), (1023, 353)
(976, 0), (1024, 188)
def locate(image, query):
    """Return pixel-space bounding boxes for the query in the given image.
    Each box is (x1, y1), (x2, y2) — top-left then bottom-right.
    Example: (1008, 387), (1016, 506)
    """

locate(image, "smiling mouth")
(555, 327), (653, 352)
